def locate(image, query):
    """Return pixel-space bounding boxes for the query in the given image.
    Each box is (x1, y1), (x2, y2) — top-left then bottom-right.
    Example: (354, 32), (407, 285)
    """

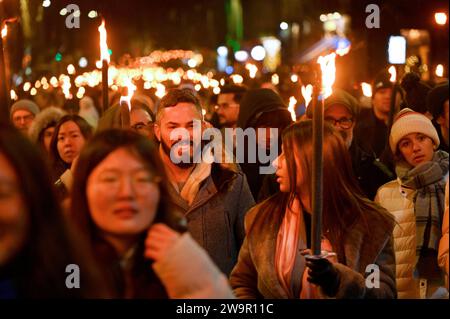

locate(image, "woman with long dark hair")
(49, 114), (93, 198)
(70, 129), (233, 298)
(230, 120), (397, 298)
(0, 123), (107, 298)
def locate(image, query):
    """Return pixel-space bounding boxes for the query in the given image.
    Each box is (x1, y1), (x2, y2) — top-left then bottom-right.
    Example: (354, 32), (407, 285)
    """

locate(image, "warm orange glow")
(317, 53), (336, 99)
(1, 25), (7, 38)
(435, 64), (444, 77)
(288, 96), (297, 121)
(361, 82), (372, 97)
(435, 12), (447, 25)
(301, 84), (313, 110)
(98, 20), (110, 63)
(388, 66), (396, 82)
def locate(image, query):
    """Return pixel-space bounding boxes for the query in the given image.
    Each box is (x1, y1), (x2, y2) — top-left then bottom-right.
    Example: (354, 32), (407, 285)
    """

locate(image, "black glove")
(305, 255), (340, 297)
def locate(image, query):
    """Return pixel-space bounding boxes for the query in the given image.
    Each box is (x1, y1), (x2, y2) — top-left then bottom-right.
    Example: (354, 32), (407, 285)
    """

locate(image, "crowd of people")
(0, 67), (448, 299)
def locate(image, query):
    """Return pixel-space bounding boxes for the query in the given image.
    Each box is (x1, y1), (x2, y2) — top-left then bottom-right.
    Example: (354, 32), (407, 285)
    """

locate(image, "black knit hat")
(427, 82), (449, 119)
(400, 72), (431, 114)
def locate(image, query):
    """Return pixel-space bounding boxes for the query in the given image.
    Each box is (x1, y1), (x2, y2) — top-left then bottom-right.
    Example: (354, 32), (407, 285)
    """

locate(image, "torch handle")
(102, 59), (109, 115)
(311, 91), (324, 256)
(120, 101), (131, 129)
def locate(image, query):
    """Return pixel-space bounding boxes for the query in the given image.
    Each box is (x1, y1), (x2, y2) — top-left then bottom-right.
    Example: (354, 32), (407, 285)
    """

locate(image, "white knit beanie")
(389, 108), (440, 153)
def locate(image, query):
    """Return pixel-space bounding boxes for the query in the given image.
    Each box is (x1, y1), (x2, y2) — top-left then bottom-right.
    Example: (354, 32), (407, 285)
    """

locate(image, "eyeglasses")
(324, 117), (354, 129)
(215, 103), (239, 111)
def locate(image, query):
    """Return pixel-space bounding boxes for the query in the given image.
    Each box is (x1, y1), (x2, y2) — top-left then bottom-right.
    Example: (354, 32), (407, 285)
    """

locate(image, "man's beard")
(339, 130), (353, 149)
(161, 138), (195, 169)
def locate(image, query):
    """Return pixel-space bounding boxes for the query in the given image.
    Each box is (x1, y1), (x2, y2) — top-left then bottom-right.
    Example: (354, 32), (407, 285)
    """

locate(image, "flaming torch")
(288, 96), (297, 121)
(302, 84), (313, 111)
(98, 19), (110, 115)
(387, 65), (398, 131)
(119, 78), (136, 129)
(309, 52), (337, 257)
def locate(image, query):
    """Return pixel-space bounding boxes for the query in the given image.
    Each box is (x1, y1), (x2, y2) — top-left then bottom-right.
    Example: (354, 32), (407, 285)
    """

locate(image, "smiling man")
(153, 88), (254, 276)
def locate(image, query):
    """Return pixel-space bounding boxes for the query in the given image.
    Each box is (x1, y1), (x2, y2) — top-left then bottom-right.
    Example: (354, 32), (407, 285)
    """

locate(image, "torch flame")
(317, 53), (336, 99)
(288, 96), (297, 121)
(435, 64), (444, 77)
(98, 20), (110, 63)
(361, 82), (372, 97)
(301, 84), (313, 110)
(119, 78), (136, 112)
(388, 66), (396, 82)
(1, 25), (7, 38)
(245, 63), (258, 79)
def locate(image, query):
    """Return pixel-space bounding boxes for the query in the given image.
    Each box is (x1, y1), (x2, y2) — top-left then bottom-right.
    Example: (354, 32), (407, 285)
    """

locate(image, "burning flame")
(388, 66), (396, 82)
(361, 82), (372, 97)
(301, 84), (313, 109)
(271, 74), (279, 85)
(317, 53), (336, 99)
(1, 25), (7, 38)
(98, 20), (110, 63)
(435, 64), (444, 77)
(288, 97), (297, 121)
(155, 83), (166, 99)
(245, 63), (258, 79)
(119, 78), (136, 111)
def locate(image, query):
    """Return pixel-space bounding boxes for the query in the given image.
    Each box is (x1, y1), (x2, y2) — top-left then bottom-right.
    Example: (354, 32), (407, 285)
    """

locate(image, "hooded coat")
(28, 107), (66, 148)
(236, 89), (292, 198)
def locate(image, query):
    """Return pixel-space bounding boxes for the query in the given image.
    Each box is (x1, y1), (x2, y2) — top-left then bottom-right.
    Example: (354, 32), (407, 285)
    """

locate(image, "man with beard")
(306, 88), (393, 199)
(153, 88), (255, 276)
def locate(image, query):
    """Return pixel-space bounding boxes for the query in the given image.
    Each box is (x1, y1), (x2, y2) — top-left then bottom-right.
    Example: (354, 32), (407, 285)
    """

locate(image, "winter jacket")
(354, 107), (394, 172)
(229, 200), (397, 299)
(438, 181), (449, 289)
(375, 176), (448, 298)
(166, 163), (255, 277)
(375, 179), (418, 298)
(349, 142), (394, 199)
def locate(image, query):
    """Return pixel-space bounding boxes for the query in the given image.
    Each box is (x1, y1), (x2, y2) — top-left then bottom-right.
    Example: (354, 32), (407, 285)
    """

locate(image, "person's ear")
(153, 123), (161, 142)
(436, 115), (444, 126)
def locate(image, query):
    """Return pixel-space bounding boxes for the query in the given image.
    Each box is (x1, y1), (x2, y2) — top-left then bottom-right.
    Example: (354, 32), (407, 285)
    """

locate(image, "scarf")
(395, 150), (449, 254)
(275, 198), (304, 297)
(167, 162), (212, 206)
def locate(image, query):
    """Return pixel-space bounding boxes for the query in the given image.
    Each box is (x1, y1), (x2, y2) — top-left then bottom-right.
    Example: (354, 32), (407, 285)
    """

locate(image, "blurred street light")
(280, 22), (288, 30)
(88, 11), (98, 19)
(435, 64), (444, 77)
(435, 12), (447, 25)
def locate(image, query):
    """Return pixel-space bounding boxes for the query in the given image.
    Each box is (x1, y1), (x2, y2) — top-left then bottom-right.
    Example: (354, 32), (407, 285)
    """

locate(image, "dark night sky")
(1, 0), (448, 81)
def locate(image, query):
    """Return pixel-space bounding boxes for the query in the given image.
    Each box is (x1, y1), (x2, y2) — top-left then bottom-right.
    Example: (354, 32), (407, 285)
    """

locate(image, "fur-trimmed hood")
(28, 107), (66, 143)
